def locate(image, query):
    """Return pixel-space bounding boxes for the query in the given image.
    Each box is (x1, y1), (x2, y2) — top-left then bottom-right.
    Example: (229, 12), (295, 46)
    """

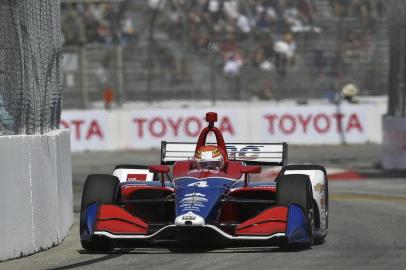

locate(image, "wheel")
(80, 174), (120, 211)
(80, 174), (119, 251)
(276, 174), (314, 249)
(281, 164), (329, 242)
(81, 236), (114, 252)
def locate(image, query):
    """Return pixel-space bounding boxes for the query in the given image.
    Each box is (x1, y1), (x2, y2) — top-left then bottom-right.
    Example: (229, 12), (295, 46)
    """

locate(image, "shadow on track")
(46, 253), (123, 270)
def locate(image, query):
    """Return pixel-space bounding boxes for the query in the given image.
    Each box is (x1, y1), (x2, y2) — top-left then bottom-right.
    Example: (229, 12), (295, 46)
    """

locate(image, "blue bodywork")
(80, 202), (98, 240)
(286, 204), (310, 243)
(175, 177), (235, 221)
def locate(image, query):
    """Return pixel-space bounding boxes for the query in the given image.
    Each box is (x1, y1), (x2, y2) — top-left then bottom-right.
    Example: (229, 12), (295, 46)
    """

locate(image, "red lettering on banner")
(86, 120), (103, 139)
(332, 113), (344, 132)
(264, 114), (277, 134)
(263, 111), (364, 136)
(149, 117), (166, 138)
(314, 114), (330, 133)
(184, 117), (202, 137)
(71, 120), (85, 140)
(133, 118), (147, 138)
(346, 113), (363, 132)
(167, 118), (182, 136)
(279, 114), (296, 135)
(60, 119), (104, 140)
(219, 116), (235, 135)
(297, 114), (312, 133)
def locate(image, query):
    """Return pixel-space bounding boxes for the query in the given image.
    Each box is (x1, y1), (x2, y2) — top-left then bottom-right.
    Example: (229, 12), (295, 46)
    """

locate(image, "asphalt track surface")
(2, 145), (406, 270)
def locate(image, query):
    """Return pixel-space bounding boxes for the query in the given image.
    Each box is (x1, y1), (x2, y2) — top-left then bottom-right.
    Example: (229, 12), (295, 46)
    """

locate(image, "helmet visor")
(196, 160), (223, 170)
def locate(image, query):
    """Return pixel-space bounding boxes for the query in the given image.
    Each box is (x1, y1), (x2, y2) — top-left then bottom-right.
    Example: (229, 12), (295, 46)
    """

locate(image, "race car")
(80, 112), (328, 251)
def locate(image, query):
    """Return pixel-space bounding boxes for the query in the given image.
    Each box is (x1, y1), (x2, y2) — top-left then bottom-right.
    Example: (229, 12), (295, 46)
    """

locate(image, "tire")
(80, 174), (120, 251)
(281, 164), (329, 242)
(80, 174), (120, 211)
(276, 174), (314, 249)
(81, 237), (114, 252)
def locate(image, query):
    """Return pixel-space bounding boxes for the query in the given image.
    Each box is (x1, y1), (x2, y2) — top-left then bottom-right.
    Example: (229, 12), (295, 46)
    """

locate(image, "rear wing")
(161, 141), (288, 166)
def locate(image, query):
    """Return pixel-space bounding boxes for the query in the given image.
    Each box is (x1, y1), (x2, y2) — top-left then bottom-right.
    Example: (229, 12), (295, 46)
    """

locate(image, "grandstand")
(61, 0), (389, 108)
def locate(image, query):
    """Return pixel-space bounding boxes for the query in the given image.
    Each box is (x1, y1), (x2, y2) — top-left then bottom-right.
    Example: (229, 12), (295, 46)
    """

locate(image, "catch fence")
(0, 0), (63, 135)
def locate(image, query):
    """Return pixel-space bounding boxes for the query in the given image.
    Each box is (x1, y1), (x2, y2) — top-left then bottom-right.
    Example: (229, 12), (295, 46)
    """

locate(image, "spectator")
(61, 2), (129, 45)
(208, 0), (221, 15)
(258, 80), (274, 100)
(120, 14), (137, 45)
(273, 32), (296, 76)
(148, 0), (166, 10)
(103, 87), (114, 110)
(256, 10), (271, 32)
(325, 84), (340, 104)
(333, 0), (351, 17)
(253, 45), (274, 71)
(236, 13), (251, 34)
(223, 54), (243, 76)
(61, 4), (82, 45)
(284, 32), (297, 64)
(283, 1), (302, 29)
(223, 0), (239, 20)
(342, 30), (361, 57)
(297, 0), (314, 24)
(341, 83), (360, 103)
(97, 22), (113, 44)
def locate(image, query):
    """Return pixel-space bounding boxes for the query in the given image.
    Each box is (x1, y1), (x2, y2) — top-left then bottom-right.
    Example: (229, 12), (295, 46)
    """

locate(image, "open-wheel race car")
(80, 112), (328, 251)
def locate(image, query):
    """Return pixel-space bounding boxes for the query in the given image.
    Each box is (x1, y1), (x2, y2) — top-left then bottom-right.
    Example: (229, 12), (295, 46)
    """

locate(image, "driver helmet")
(194, 145), (224, 170)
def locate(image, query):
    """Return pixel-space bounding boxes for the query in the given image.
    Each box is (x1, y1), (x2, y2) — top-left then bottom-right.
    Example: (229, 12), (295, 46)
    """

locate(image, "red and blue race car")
(80, 112), (328, 250)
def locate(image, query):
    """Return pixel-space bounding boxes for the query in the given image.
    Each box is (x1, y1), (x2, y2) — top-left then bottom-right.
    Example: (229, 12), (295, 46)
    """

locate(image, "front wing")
(81, 203), (311, 244)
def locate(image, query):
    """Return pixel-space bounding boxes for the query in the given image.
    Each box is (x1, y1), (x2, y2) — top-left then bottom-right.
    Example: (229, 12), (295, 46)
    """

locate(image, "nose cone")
(175, 177), (234, 223)
(175, 211), (205, 226)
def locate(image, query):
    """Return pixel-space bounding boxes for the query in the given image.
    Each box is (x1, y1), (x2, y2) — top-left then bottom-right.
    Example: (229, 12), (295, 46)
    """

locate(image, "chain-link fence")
(0, 0), (63, 135)
(60, 0), (389, 108)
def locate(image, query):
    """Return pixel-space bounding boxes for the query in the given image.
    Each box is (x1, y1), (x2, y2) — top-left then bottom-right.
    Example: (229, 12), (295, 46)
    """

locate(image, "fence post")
(115, 45), (124, 107)
(210, 52), (216, 104)
(79, 46), (89, 109)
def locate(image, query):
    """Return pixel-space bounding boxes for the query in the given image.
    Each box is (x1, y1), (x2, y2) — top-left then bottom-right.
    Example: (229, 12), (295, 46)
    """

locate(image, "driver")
(194, 145), (224, 171)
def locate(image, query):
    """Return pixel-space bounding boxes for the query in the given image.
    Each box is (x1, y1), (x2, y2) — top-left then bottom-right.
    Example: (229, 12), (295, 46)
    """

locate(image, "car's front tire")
(276, 174), (314, 249)
(80, 174), (119, 251)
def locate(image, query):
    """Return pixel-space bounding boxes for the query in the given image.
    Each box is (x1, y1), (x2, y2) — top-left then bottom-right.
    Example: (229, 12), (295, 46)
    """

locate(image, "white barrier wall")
(61, 102), (385, 152)
(0, 129), (72, 261)
(382, 117), (406, 169)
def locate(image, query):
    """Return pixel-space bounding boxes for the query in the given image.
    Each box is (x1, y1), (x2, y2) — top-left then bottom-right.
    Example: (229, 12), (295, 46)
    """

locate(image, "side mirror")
(240, 165), (261, 187)
(149, 165), (170, 174)
(240, 165), (261, 174)
(149, 165), (170, 187)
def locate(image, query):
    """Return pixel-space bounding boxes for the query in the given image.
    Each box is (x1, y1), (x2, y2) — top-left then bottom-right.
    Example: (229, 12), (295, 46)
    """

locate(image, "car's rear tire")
(276, 174), (314, 249)
(80, 174), (119, 251)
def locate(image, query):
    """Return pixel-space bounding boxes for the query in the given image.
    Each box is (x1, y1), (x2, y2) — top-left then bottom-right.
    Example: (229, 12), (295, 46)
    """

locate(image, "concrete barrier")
(0, 129), (72, 261)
